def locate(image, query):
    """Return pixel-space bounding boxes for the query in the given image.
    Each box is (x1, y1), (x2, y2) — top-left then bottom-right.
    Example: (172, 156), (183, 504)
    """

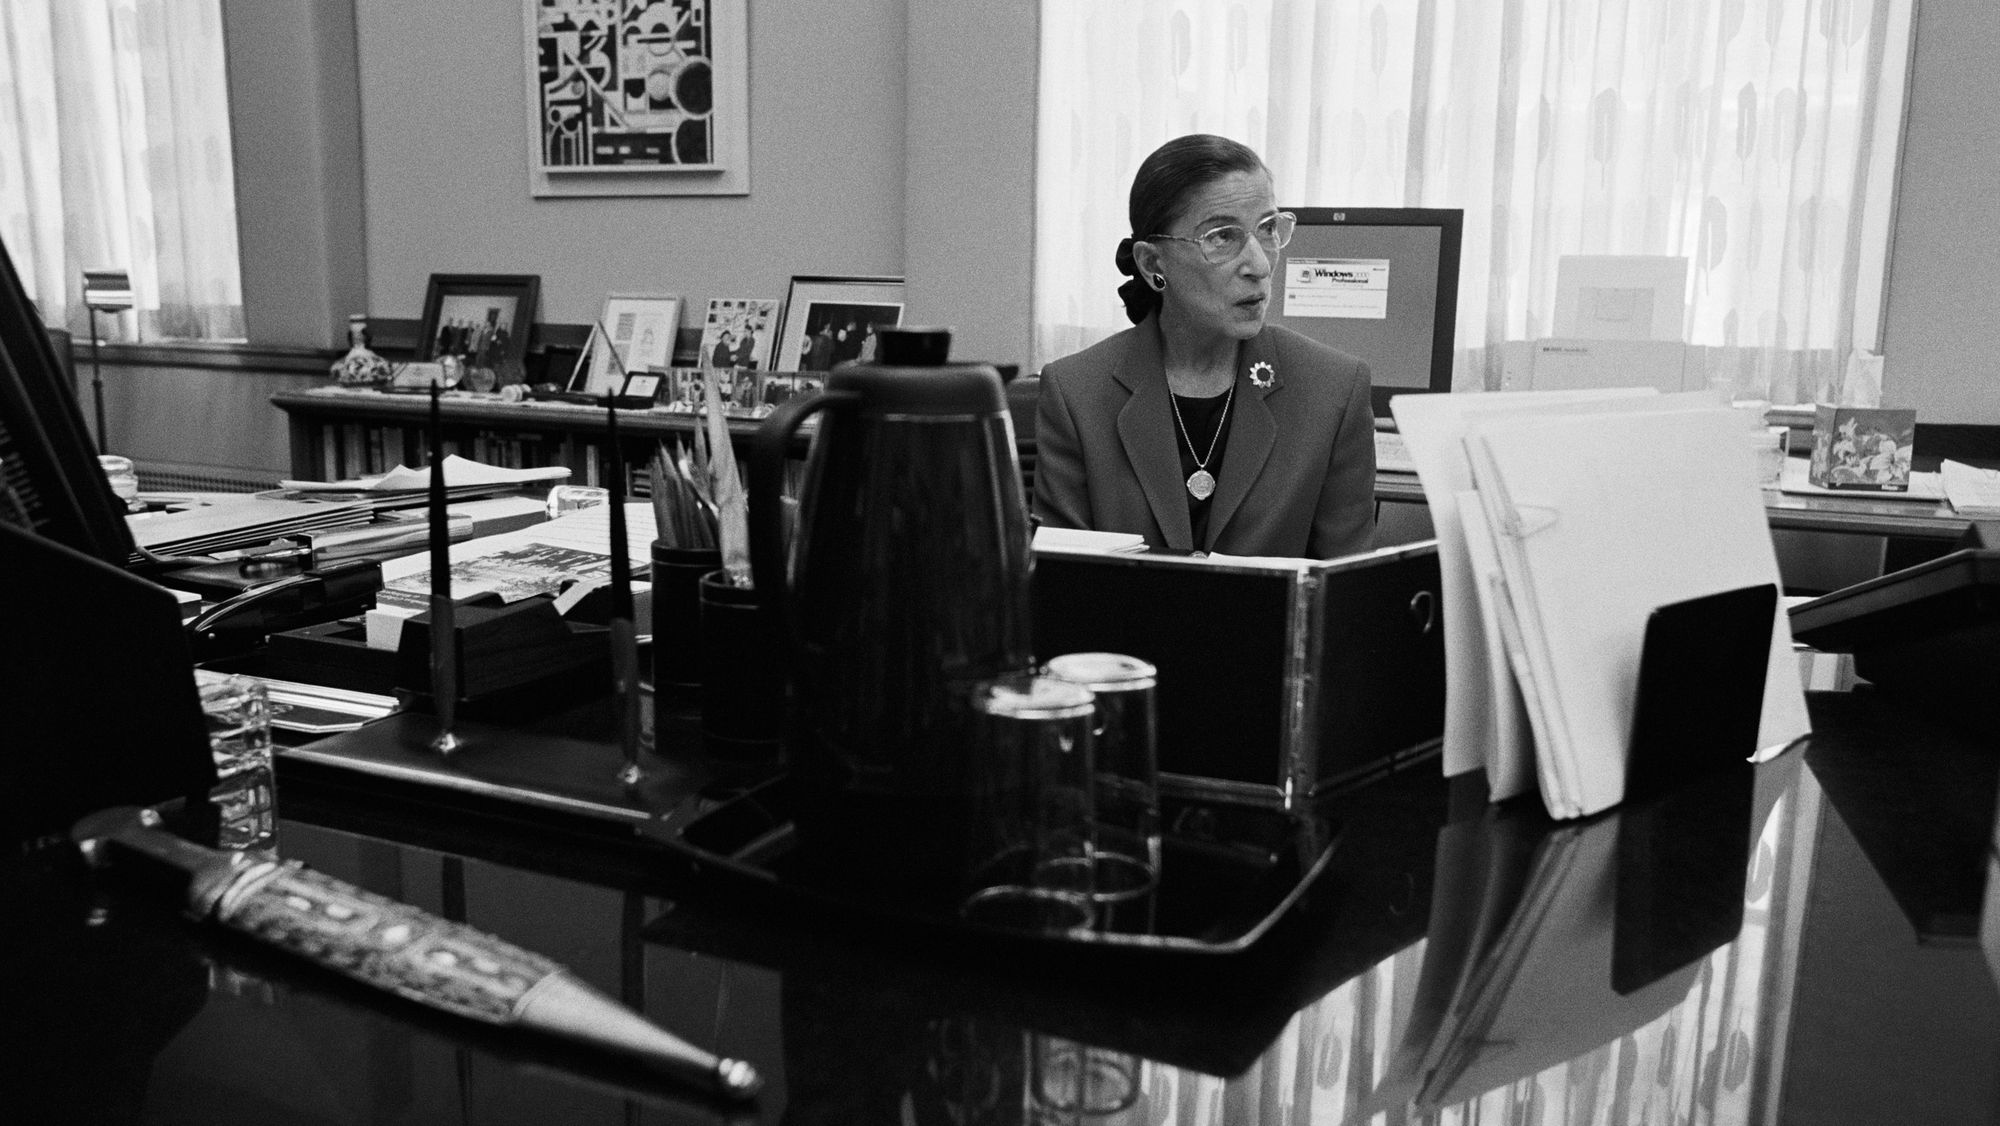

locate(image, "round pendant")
(1186, 469), (1216, 500)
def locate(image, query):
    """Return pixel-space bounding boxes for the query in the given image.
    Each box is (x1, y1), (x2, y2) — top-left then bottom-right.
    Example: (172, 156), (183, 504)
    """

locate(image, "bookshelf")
(268, 387), (800, 487)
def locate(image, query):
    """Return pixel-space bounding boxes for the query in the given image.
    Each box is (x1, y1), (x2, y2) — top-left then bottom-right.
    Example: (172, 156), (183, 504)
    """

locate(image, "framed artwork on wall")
(575, 293), (682, 396)
(416, 274), (541, 383)
(526, 0), (751, 198)
(774, 276), (906, 374)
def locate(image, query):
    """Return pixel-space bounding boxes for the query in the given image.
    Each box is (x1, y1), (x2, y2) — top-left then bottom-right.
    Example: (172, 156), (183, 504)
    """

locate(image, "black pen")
(72, 806), (761, 1101)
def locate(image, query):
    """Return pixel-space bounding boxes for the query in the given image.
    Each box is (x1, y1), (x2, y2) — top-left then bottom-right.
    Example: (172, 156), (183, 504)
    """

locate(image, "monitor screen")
(1269, 207), (1463, 417)
(0, 235), (136, 566)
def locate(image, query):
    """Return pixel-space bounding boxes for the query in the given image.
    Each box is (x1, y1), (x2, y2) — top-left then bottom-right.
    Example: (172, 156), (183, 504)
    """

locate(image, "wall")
(1879, 0), (2000, 423)
(98, 361), (317, 483)
(352, 0), (908, 331)
(222, 0), (368, 349)
(902, 2), (1039, 371)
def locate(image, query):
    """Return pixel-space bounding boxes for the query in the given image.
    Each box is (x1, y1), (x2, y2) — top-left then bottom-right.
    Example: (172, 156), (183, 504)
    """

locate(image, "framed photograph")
(665, 367), (704, 413)
(526, 0), (751, 198)
(698, 297), (780, 370)
(774, 276), (906, 374)
(616, 371), (664, 407)
(417, 274), (540, 383)
(575, 293), (682, 396)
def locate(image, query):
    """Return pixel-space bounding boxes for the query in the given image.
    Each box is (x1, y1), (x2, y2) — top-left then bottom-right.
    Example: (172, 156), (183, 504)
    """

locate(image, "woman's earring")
(1152, 274), (1166, 290)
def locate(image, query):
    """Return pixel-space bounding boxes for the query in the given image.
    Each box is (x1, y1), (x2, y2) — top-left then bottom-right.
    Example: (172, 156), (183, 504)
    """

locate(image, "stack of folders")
(1392, 389), (1810, 819)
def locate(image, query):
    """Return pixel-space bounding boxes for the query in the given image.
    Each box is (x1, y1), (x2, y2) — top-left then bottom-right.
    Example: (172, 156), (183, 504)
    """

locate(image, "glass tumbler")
(1044, 651), (1161, 902)
(196, 670), (272, 780)
(194, 670), (276, 851)
(961, 674), (1098, 932)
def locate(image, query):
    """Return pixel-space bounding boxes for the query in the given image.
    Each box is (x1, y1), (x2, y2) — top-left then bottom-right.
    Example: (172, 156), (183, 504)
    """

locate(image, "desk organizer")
(641, 775), (1339, 957)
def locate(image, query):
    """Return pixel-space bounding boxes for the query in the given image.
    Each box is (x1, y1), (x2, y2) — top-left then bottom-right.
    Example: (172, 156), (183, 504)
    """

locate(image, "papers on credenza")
(1463, 405), (1809, 819)
(1935, 459), (2000, 514)
(279, 454), (571, 492)
(1031, 526), (1148, 554)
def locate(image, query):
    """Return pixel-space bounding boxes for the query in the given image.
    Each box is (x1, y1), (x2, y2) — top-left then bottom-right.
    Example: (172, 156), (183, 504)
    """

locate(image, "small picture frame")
(698, 297), (781, 370)
(614, 371), (664, 408)
(726, 368), (765, 416)
(577, 293), (682, 396)
(773, 275), (905, 374)
(665, 367), (704, 413)
(417, 274), (541, 382)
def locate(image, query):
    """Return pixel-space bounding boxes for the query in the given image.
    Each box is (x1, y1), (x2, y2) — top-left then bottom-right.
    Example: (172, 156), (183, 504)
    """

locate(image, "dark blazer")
(1034, 314), (1376, 558)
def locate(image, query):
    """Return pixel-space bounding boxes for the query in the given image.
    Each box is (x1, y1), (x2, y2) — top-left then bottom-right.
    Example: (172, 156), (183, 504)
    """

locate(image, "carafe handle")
(748, 389), (857, 667)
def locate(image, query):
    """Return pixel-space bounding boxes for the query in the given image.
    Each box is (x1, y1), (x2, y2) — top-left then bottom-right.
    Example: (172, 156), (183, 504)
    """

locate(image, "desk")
(7, 691), (1998, 1124)
(1373, 471), (1976, 541)
(1375, 471), (1976, 593)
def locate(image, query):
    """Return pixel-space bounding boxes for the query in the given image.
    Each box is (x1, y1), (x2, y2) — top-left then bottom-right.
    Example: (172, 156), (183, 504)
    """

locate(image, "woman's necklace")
(1168, 379), (1236, 500)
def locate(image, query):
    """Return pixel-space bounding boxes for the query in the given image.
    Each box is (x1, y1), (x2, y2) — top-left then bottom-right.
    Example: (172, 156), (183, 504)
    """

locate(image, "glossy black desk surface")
(7, 691), (1999, 1125)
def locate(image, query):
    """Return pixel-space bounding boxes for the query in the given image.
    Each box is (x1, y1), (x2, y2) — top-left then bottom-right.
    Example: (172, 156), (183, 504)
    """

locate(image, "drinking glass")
(961, 674), (1098, 932)
(195, 670), (276, 851)
(1044, 652), (1161, 902)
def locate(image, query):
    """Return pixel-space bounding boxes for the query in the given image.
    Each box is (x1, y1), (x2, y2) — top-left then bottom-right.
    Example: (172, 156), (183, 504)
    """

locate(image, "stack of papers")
(127, 495), (374, 562)
(1393, 390), (1810, 819)
(1940, 459), (2000, 516)
(279, 455), (570, 493)
(1031, 526), (1148, 554)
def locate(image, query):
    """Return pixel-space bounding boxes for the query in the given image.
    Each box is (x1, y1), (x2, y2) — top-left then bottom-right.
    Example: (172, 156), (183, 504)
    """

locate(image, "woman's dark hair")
(1115, 134), (1268, 324)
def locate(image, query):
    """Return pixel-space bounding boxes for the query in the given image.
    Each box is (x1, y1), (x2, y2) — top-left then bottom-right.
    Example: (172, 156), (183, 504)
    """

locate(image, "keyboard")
(1375, 430), (1417, 474)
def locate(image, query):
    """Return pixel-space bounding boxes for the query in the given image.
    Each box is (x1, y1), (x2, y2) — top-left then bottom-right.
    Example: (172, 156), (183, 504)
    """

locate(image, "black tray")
(638, 774), (1340, 957)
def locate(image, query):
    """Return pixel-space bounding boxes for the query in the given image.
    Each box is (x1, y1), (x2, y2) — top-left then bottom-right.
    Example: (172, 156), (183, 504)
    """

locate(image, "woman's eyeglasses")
(1148, 212), (1297, 265)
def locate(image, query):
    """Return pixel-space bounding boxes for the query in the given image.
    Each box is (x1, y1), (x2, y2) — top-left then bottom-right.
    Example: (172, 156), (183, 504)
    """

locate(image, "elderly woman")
(1034, 134), (1376, 558)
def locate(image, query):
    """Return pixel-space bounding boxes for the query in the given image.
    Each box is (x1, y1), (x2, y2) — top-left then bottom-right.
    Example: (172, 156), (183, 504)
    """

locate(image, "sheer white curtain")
(0, 0), (243, 341)
(1035, 0), (1913, 405)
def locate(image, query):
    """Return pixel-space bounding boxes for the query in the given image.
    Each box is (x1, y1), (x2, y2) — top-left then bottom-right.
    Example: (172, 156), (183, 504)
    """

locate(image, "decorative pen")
(72, 806), (761, 1101)
(595, 321), (645, 787)
(426, 382), (462, 755)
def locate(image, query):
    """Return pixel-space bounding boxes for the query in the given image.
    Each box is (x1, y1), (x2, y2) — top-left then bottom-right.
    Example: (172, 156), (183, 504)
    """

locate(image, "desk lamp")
(81, 268), (134, 454)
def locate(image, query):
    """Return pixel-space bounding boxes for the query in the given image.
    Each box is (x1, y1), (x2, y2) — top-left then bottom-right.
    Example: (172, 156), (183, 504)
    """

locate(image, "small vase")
(332, 313), (392, 386)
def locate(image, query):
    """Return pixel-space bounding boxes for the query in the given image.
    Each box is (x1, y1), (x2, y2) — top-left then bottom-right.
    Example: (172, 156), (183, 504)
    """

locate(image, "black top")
(5, 692), (1998, 1123)
(1172, 385), (1234, 549)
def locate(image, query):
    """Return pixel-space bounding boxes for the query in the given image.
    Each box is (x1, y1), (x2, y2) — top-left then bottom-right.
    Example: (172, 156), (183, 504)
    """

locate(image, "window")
(0, 0), (243, 342)
(1036, 0), (1914, 405)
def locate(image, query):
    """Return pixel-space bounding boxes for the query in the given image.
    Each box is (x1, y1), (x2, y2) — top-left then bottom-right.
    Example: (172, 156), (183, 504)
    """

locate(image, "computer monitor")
(0, 237), (136, 566)
(1269, 207), (1463, 418)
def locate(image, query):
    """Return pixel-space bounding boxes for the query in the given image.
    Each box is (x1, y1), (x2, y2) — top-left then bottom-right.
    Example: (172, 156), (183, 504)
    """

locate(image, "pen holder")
(650, 542), (722, 693)
(697, 571), (783, 765)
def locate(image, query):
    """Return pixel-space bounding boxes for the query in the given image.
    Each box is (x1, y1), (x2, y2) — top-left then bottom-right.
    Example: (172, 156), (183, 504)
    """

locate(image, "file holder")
(1623, 582), (1777, 803)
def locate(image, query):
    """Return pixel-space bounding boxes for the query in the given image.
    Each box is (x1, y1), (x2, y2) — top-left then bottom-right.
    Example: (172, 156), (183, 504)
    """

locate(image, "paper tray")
(639, 774), (1341, 957)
